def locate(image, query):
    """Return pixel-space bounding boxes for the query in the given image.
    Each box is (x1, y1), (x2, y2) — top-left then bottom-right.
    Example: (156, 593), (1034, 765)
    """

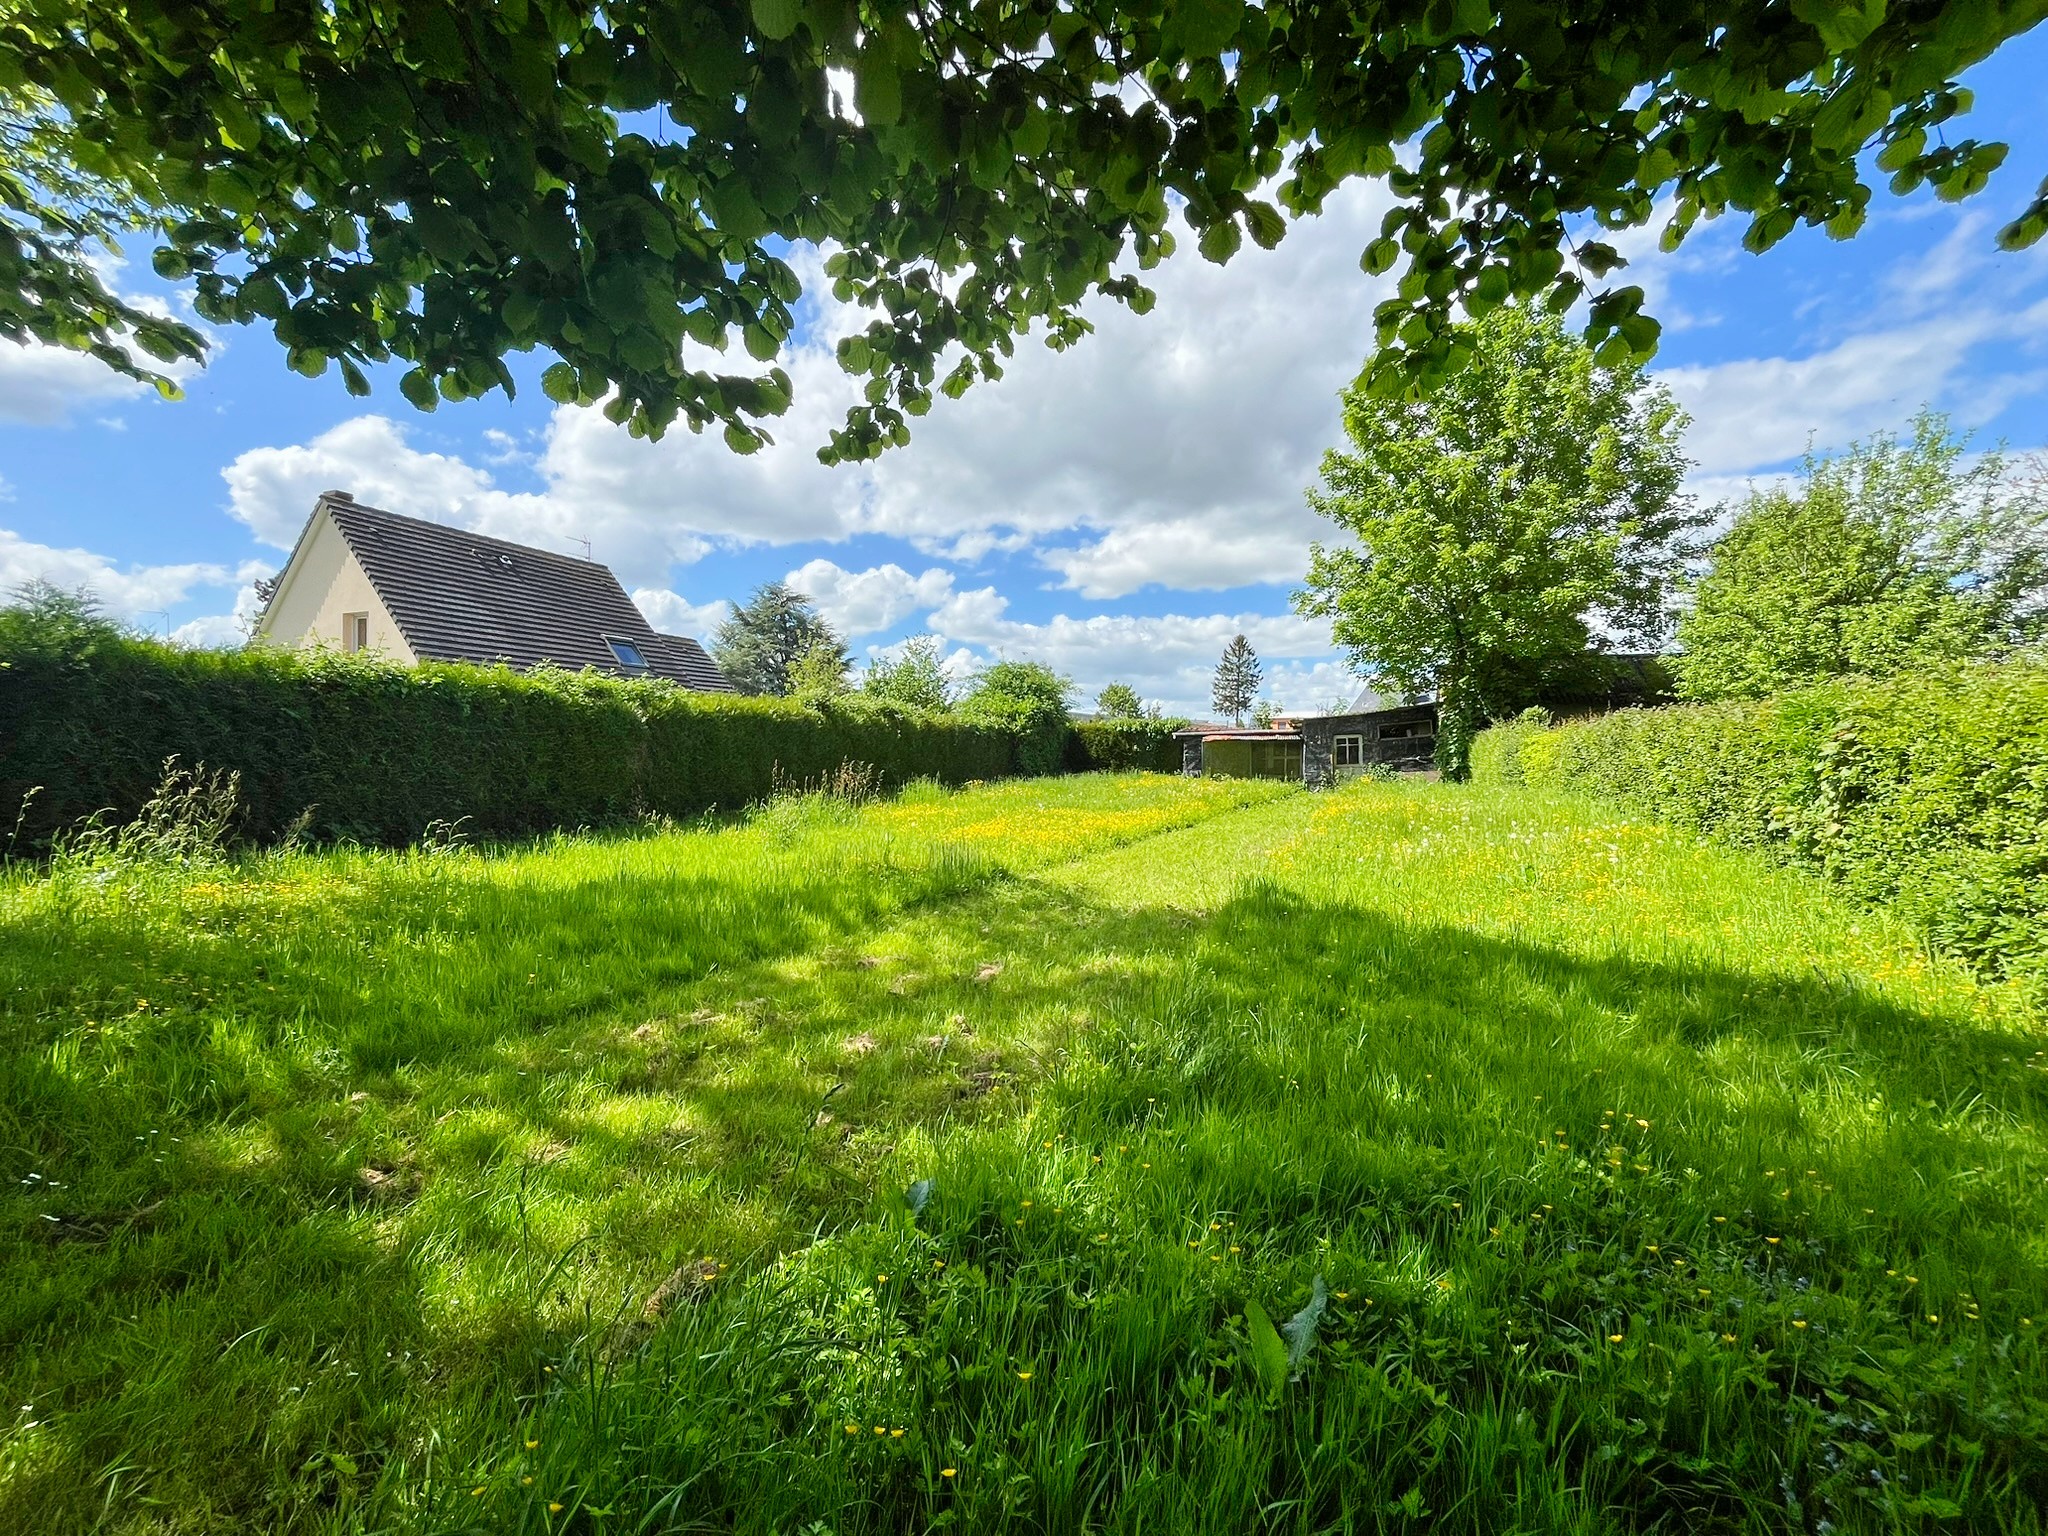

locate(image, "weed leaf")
(904, 1178), (933, 1216)
(1280, 1274), (1329, 1375)
(1244, 1299), (1288, 1399)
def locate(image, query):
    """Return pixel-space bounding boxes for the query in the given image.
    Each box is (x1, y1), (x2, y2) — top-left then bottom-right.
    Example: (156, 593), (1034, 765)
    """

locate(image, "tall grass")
(3, 774), (2043, 1533)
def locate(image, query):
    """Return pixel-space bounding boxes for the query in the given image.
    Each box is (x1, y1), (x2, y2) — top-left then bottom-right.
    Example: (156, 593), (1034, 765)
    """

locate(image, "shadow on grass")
(3, 847), (2046, 1532)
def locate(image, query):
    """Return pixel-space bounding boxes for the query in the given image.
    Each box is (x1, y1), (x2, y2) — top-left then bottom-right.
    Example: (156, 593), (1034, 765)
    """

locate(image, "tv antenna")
(567, 536), (593, 561)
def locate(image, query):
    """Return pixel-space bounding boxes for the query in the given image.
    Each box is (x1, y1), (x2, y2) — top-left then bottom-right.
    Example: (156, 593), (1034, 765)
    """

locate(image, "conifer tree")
(711, 583), (846, 696)
(1212, 636), (1262, 726)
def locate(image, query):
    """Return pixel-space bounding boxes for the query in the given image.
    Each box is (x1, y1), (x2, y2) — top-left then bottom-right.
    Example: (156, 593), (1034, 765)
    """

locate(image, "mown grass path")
(3, 775), (2045, 1533)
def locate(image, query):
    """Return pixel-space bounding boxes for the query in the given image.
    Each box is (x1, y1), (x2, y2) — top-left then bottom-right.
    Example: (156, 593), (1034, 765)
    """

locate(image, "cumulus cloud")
(221, 414), (711, 585)
(0, 264), (211, 426)
(220, 184), (1399, 598)
(0, 527), (263, 620)
(927, 586), (1335, 718)
(631, 586), (731, 640)
(1657, 313), (2039, 476)
(786, 558), (954, 635)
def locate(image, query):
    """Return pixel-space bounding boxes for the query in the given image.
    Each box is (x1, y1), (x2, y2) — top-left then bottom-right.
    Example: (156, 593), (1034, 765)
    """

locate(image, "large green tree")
(1297, 305), (1699, 779)
(5, 2), (2043, 457)
(710, 582), (846, 695)
(1673, 412), (2048, 699)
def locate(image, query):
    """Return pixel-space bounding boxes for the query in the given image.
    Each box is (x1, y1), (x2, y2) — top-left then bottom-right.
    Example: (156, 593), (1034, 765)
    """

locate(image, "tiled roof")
(318, 494), (734, 690)
(647, 633), (733, 693)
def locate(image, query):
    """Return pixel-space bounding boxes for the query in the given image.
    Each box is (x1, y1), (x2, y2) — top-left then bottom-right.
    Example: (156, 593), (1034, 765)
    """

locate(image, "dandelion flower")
(523, 1476), (534, 1486)
(1928, 1314), (1939, 1323)
(1793, 1320), (1808, 1329)
(472, 1486), (486, 1497)
(877, 1274), (889, 1283)
(1722, 1333), (1737, 1343)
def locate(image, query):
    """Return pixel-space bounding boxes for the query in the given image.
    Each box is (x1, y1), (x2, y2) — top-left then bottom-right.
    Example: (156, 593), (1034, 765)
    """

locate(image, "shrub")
(1474, 662), (2048, 990)
(0, 629), (1018, 851)
(1068, 716), (1188, 773)
(956, 661), (1072, 776)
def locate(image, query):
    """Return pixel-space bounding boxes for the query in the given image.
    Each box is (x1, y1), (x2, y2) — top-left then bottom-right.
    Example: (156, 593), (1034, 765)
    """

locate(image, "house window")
(605, 635), (650, 671)
(1335, 734), (1364, 767)
(342, 612), (368, 652)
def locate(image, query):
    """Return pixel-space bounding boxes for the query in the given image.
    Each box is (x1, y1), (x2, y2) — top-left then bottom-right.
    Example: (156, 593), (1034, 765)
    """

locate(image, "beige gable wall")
(252, 511), (416, 662)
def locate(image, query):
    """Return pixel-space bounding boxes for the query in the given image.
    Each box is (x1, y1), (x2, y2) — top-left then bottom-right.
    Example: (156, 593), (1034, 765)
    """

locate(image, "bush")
(956, 661), (1072, 776)
(1474, 663), (2048, 990)
(0, 628), (1018, 851)
(1068, 716), (1188, 773)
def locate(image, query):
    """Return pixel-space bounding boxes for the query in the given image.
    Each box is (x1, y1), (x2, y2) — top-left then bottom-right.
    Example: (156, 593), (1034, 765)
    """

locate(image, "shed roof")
(309, 493), (734, 689)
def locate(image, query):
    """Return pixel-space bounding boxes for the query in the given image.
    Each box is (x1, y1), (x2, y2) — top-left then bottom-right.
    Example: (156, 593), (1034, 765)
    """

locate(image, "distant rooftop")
(308, 493), (734, 690)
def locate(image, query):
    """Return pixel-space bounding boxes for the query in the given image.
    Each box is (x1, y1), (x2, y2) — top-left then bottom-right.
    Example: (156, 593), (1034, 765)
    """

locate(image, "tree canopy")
(710, 582), (846, 694)
(957, 659), (1071, 773)
(1094, 681), (1146, 719)
(1673, 413), (2048, 700)
(1296, 304), (1699, 777)
(862, 634), (953, 711)
(6, 1), (2043, 459)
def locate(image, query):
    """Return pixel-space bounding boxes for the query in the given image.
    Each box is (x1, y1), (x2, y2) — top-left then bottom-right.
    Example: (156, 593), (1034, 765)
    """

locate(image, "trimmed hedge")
(1067, 717), (1188, 773)
(0, 635), (1016, 849)
(1474, 662), (2048, 991)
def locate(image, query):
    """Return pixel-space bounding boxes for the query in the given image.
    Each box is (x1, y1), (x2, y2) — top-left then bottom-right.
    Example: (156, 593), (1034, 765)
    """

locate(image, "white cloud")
(785, 558), (954, 635)
(220, 184), (1399, 599)
(1657, 303), (2048, 476)
(0, 529), (262, 624)
(169, 572), (267, 649)
(631, 587), (730, 640)
(927, 586), (1338, 718)
(0, 264), (211, 426)
(221, 414), (711, 584)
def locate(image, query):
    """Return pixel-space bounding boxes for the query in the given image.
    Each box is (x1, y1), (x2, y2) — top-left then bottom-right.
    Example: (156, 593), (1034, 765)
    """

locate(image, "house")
(251, 490), (734, 690)
(1174, 657), (1672, 788)
(1174, 685), (1433, 787)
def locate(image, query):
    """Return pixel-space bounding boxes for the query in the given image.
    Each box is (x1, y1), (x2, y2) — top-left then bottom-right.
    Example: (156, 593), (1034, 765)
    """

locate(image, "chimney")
(322, 488), (354, 502)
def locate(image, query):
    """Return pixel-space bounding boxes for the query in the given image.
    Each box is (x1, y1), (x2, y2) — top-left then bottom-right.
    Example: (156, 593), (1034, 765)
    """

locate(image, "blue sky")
(4, 32), (2045, 716)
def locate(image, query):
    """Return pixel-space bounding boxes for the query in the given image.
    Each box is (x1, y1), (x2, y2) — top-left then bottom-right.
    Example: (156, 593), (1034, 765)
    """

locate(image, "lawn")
(3, 772), (2045, 1533)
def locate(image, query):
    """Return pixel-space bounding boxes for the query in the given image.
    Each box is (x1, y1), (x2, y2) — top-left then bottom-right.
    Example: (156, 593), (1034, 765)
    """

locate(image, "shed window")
(1335, 734), (1364, 767)
(342, 612), (368, 652)
(605, 636), (650, 671)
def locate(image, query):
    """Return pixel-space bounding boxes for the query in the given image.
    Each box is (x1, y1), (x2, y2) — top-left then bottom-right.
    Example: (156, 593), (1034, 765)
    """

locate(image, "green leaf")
(1243, 1300), (1288, 1400)
(1891, 1431), (1934, 1452)
(1198, 218), (1242, 264)
(750, 0), (802, 41)
(856, 52), (902, 125)
(541, 362), (580, 403)
(1279, 1275), (1329, 1372)
(1171, 0), (1240, 58)
(1243, 200), (1286, 250)
(1361, 238), (1400, 276)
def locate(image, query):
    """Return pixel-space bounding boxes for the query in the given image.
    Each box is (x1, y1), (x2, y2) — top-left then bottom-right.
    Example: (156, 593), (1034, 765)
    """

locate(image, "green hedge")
(1066, 717), (1188, 773)
(1474, 662), (2048, 990)
(0, 635), (1017, 849)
